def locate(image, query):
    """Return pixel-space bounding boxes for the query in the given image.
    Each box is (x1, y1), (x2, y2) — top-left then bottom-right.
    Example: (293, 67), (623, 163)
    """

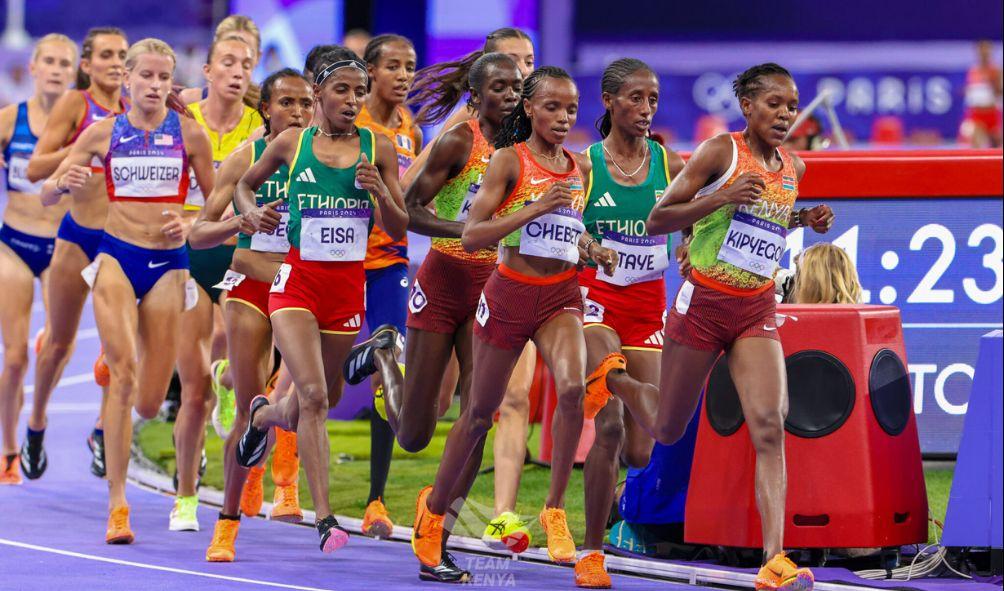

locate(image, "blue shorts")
(365, 262), (408, 336)
(96, 234), (189, 300)
(57, 212), (104, 261)
(0, 224), (55, 277)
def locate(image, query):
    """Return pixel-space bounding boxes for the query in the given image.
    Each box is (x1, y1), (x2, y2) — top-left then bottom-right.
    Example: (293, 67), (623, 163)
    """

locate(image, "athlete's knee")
(297, 384), (328, 416)
(746, 409), (785, 453)
(593, 417), (626, 451)
(2, 345), (30, 377)
(499, 387), (530, 417)
(135, 398), (161, 420)
(397, 424), (434, 454)
(554, 379), (585, 415)
(39, 336), (74, 361)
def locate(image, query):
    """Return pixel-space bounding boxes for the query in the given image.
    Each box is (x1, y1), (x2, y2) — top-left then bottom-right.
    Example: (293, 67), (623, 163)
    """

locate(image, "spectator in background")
(959, 40), (1003, 148)
(785, 242), (863, 304)
(343, 29), (371, 59)
(783, 115), (829, 151)
(0, 62), (34, 108)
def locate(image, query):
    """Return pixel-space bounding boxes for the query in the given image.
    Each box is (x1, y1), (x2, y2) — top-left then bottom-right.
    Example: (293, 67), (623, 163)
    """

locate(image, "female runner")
(645, 63), (834, 591)
(409, 66), (616, 582)
(0, 34), (76, 484)
(349, 33), (421, 537)
(171, 33), (262, 532)
(344, 52), (523, 560)
(233, 47), (408, 555)
(40, 38), (214, 543)
(404, 25), (540, 550)
(25, 27), (129, 478)
(572, 58), (686, 588)
(188, 68), (314, 560)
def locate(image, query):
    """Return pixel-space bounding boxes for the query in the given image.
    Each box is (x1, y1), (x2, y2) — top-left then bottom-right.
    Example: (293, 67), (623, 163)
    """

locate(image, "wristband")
(583, 237), (598, 253)
(793, 207), (808, 228)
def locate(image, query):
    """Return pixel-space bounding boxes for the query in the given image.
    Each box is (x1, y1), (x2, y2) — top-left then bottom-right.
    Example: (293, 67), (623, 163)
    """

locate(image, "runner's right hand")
(719, 172), (764, 205)
(535, 181), (573, 214)
(246, 198), (283, 234)
(60, 165), (92, 192)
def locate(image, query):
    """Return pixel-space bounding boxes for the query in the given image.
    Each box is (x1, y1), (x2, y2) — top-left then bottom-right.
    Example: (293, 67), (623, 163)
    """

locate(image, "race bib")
(475, 292), (490, 327)
(518, 206), (585, 264)
(270, 263), (292, 293)
(109, 156), (185, 199)
(717, 210), (787, 278)
(81, 259), (101, 289)
(214, 269), (246, 292)
(597, 232), (669, 286)
(454, 175), (481, 223)
(7, 156), (43, 194)
(583, 296), (605, 324)
(185, 160), (221, 209)
(409, 278), (428, 314)
(249, 202), (291, 253)
(184, 278), (199, 310)
(675, 280), (695, 315)
(299, 208), (370, 262)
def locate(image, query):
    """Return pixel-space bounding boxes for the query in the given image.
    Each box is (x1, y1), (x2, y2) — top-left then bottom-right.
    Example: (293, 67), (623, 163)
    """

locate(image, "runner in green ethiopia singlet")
(285, 126), (375, 261)
(235, 138), (291, 251)
(582, 138), (672, 286)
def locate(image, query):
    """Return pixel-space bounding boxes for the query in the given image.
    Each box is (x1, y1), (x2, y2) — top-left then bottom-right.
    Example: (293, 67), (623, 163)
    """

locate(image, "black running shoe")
(87, 429), (106, 478)
(235, 396), (270, 467)
(19, 431), (47, 480)
(343, 324), (398, 386)
(317, 515), (349, 553)
(419, 552), (472, 583)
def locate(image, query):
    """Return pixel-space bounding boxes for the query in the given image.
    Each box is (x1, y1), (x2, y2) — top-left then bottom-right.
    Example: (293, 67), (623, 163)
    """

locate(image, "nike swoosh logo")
(763, 325), (777, 331)
(148, 261), (169, 269)
(529, 177), (548, 185)
(121, 135), (139, 143)
(481, 156), (491, 163)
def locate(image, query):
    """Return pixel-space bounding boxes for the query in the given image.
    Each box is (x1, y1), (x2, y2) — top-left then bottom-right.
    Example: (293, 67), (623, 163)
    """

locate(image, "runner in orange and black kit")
(188, 68), (314, 561)
(232, 47), (408, 557)
(646, 63), (834, 591)
(40, 38), (215, 544)
(26, 27), (129, 480)
(573, 58), (686, 589)
(351, 33), (422, 537)
(343, 52), (523, 553)
(409, 66), (617, 583)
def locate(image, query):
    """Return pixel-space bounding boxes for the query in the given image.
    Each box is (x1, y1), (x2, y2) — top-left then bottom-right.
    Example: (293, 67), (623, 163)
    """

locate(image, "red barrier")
(685, 305), (928, 549)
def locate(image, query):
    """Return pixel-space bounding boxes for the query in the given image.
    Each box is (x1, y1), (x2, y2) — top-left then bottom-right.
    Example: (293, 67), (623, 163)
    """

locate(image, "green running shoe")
(169, 494), (200, 531)
(482, 511), (531, 554)
(211, 359), (236, 438)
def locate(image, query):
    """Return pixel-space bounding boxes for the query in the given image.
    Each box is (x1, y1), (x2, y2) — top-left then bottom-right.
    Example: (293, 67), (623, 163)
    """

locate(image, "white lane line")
(0, 326), (100, 354)
(0, 538), (336, 591)
(21, 401), (101, 415)
(24, 372), (95, 395)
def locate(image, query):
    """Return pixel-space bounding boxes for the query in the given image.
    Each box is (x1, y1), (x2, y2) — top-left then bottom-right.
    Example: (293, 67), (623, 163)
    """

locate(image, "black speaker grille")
(869, 349), (912, 436)
(706, 354), (744, 436)
(785, 350), (855, 438)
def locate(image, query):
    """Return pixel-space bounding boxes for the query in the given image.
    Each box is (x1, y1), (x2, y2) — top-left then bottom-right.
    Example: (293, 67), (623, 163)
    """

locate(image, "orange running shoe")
(270, 482), (303, 523)
(411, 486), (444, 567)
(755, 552), (815, 591)
(205, 518), (240, 562)
(93, 350), (110, 388)
(240, 466), (265, 517)
(584, 353), (626, 419)
(106, 505), (134, 544)
(0, 454), (23, 485)
(539, 507), (576, 563)
(271, 428), (298, 487)
(575, 552), (612, 589)
(362, 498), (394, 539)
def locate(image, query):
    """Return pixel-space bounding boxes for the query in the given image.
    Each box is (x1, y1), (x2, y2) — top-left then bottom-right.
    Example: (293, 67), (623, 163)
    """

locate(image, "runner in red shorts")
(188, 68), (314, 561)
(407, 66), (617, 583)
(572, 58), (686, 588)
(342, 53), (522, 463)
(646, 63), (834, 591)
(231, 47), (408, 556)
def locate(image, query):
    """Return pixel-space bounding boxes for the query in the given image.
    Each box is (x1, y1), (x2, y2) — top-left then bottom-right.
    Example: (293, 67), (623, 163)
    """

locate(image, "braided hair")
(409, 27), (531, 125)
(732, 62), (792, 100)
(362, 34), (414, 67)
(494, 66), (574, 149)
(258, 68), (309, 137)
(595, 58), (654, 138)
